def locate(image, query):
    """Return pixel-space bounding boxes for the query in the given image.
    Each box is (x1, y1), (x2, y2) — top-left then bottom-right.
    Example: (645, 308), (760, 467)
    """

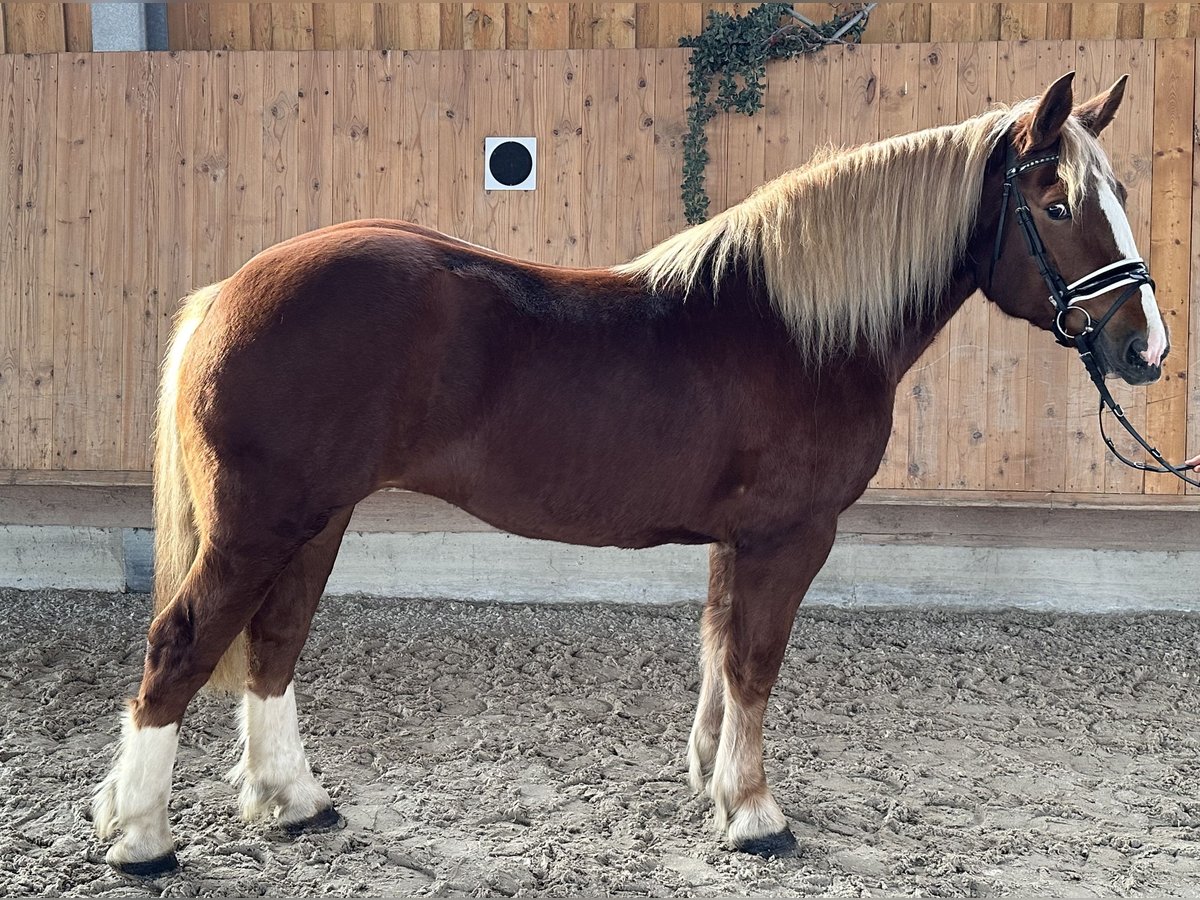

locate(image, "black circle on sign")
(489, 141), (533, 186)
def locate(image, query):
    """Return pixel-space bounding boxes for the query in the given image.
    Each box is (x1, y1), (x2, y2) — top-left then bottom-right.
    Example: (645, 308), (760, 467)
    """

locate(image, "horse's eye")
(1046, 202), (1071, 221)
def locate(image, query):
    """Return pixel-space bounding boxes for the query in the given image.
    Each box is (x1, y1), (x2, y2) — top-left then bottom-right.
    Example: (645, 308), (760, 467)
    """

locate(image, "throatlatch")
(991, 145), (1199, 488)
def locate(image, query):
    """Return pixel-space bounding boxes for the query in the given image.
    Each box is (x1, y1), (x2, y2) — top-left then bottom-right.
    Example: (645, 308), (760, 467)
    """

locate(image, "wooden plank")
(398, 50), (440, 227)
(0, 55), (15, 469)
(463, 3), (506, 49)
(4, 468), (1196, 513)
(262, 52), (302, 245)
(337, 3), (378, 50)
(8, 482), (1195, 549)
(1046, 3), (1073, 38)
(331, 50), (372, 223)
(578, 50), (608, 263)
(16, 55), (56, 470)
(208, 3), (253, 50)
(762, 45), (807, 182)
(226, 51), (265, 269)
(376, 3), (440, 49)
(82, 55), (127, 470)
(1072, 4), (1121, 37)
(1190, 51), (1200, 493)
(268, 3), (315, 51)
(492, 52), (539, 260)
(1000, 4), (1049, 39)
(192, 52), (230, 292)
(440, 2), (465, 49)
(570, 2), (594, 49)
(1104, 39), (1155, 492)
(297, 50), (335, 233)
(862, 4), (931, 43)
(62, 3), (91, 51)
(1065, 39), (1117, 492)
(648, 49), (687, 248)
(1144, 39), (1194, 493)
(944, 42), (997, 491)
(368, 50), (403, 223)
(4, 3), (65, 53)
(184, 4), (213, 50)
(51, 54), (90, 469)
(154, 53), (198, 388)
(592, 3), (637, 48)
(507, 2), (530, 49)
(311, 3), (335, 50)
(794, 41), (839, 163)
(840, 43), (881, 150)
(1117, 3), (1146, 37)
(929, 4), (1000, 41)
(534, 50), (584, 263)
(166, 4), (190, 51)
(120, 55), (159, 471)
(613, 49), (657, 259)
(715, 70), (763, 210)
(470, 51), (509, 250)
(634, 2), (656, 48)
(436, 50), (472, 240)
(985, 41), (1035, 491)
(248, 3), (273, 49)
(871, 41), (920, 490)
(1143, 3), (1193, 36)
(0, 7), (5, 54)
(527, 2), (571, 48)
(1024, 40), (1076, 493)
(903, 43), (959, 490)
(655, 3), (703, 45)
(4, 482), (1195, 554)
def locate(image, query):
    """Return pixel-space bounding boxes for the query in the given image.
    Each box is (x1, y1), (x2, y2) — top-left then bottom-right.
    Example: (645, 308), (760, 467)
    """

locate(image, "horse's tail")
(153, 280), (246, 694)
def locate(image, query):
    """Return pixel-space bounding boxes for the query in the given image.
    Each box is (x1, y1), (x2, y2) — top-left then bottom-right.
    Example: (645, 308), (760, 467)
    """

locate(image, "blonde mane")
(615, 100), (1116, 359)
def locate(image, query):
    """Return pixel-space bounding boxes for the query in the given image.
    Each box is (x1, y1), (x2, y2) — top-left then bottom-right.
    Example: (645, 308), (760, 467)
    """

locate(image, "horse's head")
(980, 72), (1168, 386)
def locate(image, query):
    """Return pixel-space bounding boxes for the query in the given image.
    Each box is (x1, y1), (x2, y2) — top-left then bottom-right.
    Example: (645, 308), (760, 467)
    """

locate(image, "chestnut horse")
(94, 72), (1167, 874)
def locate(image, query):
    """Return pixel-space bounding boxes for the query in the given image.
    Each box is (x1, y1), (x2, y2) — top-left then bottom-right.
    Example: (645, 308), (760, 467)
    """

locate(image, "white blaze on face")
(1096, 180), (1168, 367)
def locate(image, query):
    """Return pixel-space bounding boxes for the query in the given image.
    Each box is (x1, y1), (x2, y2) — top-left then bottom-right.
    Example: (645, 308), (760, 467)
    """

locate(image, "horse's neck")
(887, 268), (980, 382)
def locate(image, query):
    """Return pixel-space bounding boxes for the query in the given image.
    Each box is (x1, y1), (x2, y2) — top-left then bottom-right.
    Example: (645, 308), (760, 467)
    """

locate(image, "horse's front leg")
(707, 521), (837, 856)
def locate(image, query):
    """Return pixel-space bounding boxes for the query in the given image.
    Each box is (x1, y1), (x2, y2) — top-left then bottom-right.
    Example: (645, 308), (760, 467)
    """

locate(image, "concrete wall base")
(1, 525), (1196, 613)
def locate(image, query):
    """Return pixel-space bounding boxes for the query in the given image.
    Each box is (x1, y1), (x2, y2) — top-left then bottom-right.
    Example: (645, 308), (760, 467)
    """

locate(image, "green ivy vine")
(679, 3), (872, 224)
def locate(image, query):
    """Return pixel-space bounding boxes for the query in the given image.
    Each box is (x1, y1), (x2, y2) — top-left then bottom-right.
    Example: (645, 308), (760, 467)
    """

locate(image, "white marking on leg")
(1097, 181), (1168, 366)
(687, 656), (723, 795)
(710, 690), (787, 846)
(227, 682), (330, 824)
(92, 710), (178, 865)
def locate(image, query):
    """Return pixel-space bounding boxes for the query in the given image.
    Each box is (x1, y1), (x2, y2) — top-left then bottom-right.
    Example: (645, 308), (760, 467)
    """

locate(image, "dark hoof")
(276, 806), (345, 841)
(113, 851), (179, 878)
(734, 827), (799, 859)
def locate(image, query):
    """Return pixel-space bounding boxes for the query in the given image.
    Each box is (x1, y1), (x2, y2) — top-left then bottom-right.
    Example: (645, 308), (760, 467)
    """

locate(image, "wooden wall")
(2, 4), (1200, 53)
(0, 42), (1197, 501)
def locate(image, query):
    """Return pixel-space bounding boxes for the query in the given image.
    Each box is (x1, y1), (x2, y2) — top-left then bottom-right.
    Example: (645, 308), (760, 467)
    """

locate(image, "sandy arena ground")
(3, 588), (1200, 897)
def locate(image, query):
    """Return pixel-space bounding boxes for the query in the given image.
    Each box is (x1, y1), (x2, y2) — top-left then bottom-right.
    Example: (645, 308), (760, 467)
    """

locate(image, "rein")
(990, 145), (1200, 488)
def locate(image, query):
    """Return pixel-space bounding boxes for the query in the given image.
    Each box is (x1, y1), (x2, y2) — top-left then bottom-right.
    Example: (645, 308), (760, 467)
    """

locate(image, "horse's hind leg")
(228, 506), (354, 835)
(688, 544), (734, 793)
(93, 534), (299, 875)
(707, 521), (837, 857)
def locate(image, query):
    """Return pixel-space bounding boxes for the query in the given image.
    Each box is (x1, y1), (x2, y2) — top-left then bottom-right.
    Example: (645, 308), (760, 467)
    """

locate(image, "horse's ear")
(1026, 71), (1075, 152)
(1074, 74), (1128, 136)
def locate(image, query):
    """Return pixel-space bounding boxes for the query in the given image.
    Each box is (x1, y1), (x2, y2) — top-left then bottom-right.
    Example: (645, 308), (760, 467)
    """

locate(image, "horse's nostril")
(1126, 337), (1148, 367)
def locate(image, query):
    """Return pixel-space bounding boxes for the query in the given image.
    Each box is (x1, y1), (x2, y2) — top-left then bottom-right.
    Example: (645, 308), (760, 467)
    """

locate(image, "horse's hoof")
(276, 806), (345, 841)
(112, 851), (179, 878)
(733, 827), (799, 859)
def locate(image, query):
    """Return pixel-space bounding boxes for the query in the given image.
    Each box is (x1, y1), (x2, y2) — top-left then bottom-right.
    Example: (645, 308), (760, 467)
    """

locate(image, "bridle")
(990, 142), (1199, 487)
